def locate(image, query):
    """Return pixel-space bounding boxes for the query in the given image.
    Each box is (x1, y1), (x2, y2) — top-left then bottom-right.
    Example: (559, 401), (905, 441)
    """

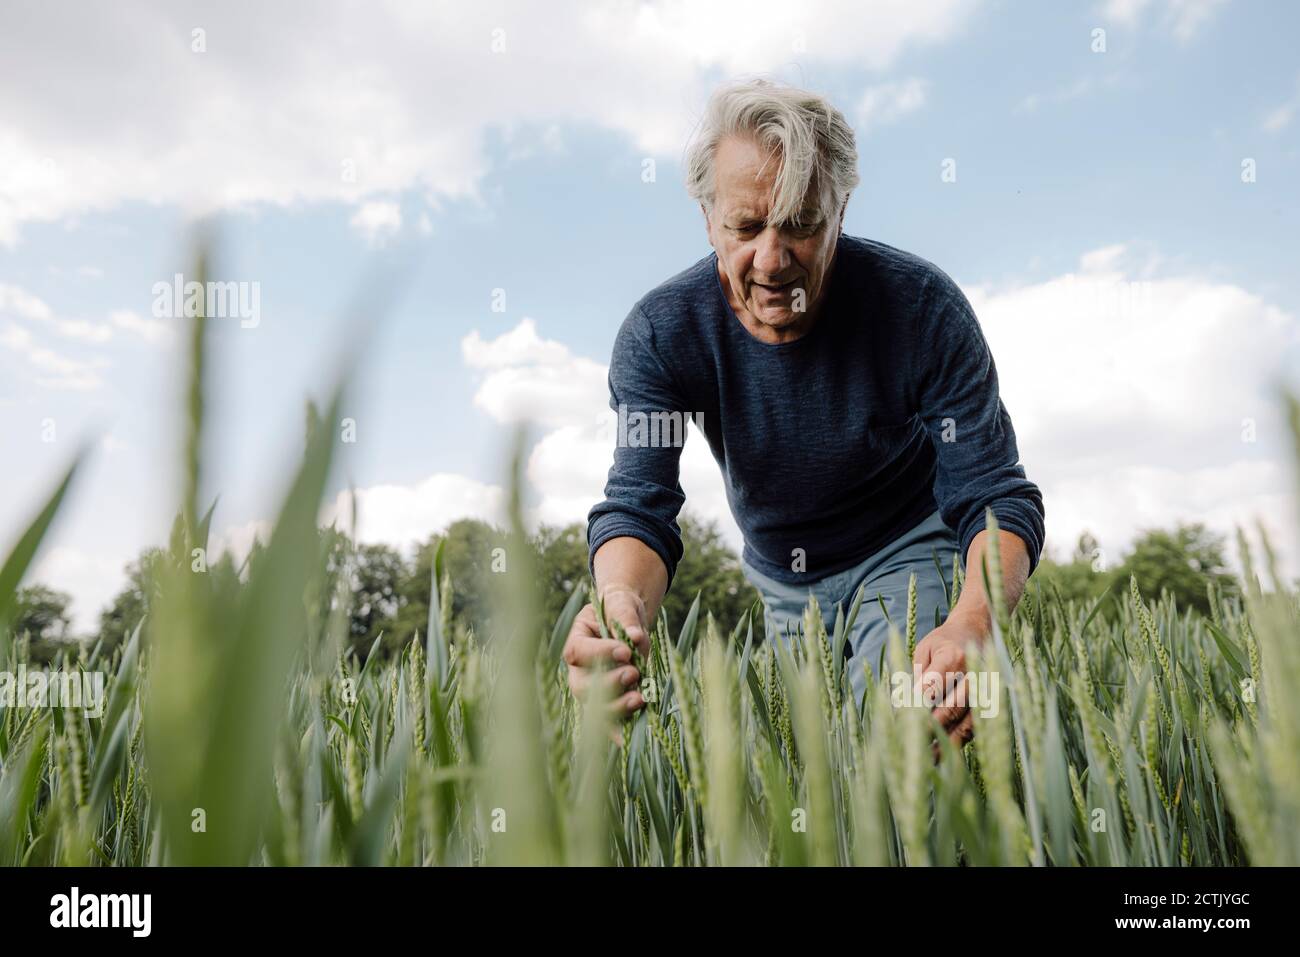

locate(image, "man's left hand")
(911, 610), (990, 750)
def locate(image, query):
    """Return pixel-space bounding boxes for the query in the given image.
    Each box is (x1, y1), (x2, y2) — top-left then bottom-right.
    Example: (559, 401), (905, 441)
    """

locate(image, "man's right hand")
(562, 589), (651, 717)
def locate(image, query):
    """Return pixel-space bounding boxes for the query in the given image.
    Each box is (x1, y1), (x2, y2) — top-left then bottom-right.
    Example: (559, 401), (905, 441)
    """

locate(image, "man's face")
(705, 134), (843, 341)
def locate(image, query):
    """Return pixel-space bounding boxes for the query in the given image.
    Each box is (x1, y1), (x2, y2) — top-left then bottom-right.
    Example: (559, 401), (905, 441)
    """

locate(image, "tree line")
(13, 513), (759, 663)
(11, 514), (1246, 664)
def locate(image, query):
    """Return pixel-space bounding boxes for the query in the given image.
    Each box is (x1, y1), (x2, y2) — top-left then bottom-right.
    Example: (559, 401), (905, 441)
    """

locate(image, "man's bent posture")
(566, 79), (1045, 746)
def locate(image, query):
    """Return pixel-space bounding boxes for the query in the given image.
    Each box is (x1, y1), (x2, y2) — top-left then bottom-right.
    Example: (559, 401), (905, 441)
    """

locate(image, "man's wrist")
(598, 584), (647, 612)
(599, 582), (642, 598)
(949, 603), (992, 636)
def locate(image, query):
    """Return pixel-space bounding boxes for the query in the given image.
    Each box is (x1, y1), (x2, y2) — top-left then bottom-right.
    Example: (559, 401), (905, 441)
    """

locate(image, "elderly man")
(565, 78), (1044, 746)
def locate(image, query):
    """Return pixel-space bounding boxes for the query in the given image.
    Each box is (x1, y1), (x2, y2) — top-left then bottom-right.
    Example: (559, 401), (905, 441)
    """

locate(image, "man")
(565, 78), (1045, 746)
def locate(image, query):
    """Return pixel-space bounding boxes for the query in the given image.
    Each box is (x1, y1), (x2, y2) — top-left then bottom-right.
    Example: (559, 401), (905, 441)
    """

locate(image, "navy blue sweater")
(586, 233), (1045, 588)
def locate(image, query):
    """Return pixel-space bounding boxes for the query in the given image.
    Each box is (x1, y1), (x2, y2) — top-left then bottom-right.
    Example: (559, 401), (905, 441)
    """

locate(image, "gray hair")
(683, 78), (860, 228)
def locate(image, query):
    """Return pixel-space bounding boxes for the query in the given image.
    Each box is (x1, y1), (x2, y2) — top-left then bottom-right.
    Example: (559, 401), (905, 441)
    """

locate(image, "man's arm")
(911, 526), (1030, 753)
(947, 525), (1031, 634)
(912, 267), (1045, 748)
(915, 269), (1046, 581)
(559, 535), (668, 727)
(914, 526), (1029, 749)
(568, 306), (688, 717)
(585, 306), (689, 589)
(593, 535), (669, 629)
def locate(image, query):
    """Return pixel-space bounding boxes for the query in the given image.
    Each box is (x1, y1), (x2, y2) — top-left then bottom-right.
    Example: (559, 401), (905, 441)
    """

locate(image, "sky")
(1, 0), (1298, 631)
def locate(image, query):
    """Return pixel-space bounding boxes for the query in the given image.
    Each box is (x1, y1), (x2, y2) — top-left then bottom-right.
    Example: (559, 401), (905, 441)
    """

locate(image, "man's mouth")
(754, 278), (796, 292)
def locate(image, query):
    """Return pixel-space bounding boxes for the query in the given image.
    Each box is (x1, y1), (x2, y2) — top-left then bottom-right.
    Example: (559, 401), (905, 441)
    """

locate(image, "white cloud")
(110, 308), (173, 345)
(526, 418), (736, 539)
(1165, 0), (1230, 40)
(1040, 460), (1297, 584)
(0, 284), (170, 390)
(48, 318), (113, 344)
(337, 316), (742, 556)
(0, 283), (52, 322)
(964, 250), (1299, 462)
(0, 322), (32, 350)
(855, 78), (928, 132)
(30, 357), (108, 391)
(2, 283), (169, 348)
(1078, 243), (1128, 272)
(615, 0), (977, 74)
(0, 282), (114, 345)
(1263, 103), (1295, 133)
(961, 243), (1300, 577)
(462, 317), (571, 370)
(502, 122), (567, 164)
(462, 319), (608, 428)
(1099, 0), (1228, 40)
(349, 201), (402, 246)
(0, 319), (109, 390)
(321, 474), (505, 552)
(1101, 0), (1154, 22)
(210, 519), (273, 568)
(1262, 74), (1300, 133)
(526, 425), (613, 529)
(0, 0), (982, 243)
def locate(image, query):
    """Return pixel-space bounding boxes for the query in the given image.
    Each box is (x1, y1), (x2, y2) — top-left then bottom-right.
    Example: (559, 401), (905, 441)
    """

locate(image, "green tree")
(532, 513), (759, 639)
(382, 513), (758, 655)
(98, 548), (166, 651)
(1030, 523), (1241, 621)
(345, 542), (408, 654)
(535, 523), (590, 626)
(13, 584), (73, 641)
(11, 584), (75, 666)
(391, 519), (511, 650)
(1029, 532), (1117, 614)
(663, 512), (759, 636)
(1115, 522), (1240, 618)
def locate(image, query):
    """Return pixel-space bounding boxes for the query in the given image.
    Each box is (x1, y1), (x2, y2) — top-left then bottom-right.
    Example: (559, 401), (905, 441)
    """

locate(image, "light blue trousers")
(739, 508), (961, 708)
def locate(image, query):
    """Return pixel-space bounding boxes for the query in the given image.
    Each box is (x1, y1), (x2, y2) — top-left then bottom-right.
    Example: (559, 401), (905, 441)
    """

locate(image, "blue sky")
(2, 0), (1298, 629)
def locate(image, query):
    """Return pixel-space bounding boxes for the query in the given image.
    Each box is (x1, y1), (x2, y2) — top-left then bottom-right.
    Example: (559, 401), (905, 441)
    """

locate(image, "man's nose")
(753, 226), (791, 277)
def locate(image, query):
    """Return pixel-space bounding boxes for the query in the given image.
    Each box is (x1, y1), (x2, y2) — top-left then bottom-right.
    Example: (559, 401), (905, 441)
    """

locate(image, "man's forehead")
(715, 176), (775, 210)
(719, 197), (823, 222)
(713, 149), (825, 220)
